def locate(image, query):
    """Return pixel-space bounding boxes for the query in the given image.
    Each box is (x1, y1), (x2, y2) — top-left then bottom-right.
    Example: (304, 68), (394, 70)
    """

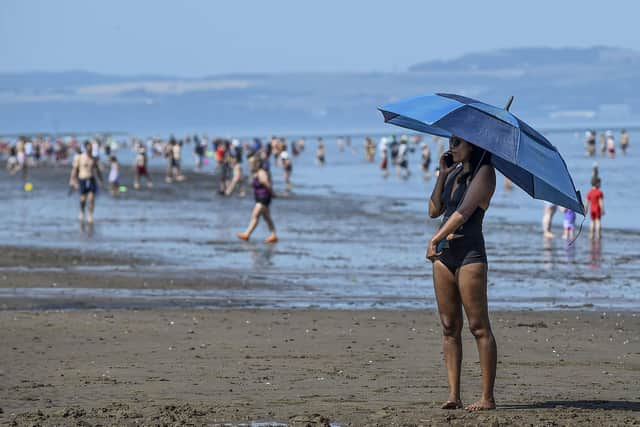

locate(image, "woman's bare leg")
(262, 206), (276, 236)
(433, 260), (463, 409)
(458, 262), (496, 411)
(244, 204), (263, 236)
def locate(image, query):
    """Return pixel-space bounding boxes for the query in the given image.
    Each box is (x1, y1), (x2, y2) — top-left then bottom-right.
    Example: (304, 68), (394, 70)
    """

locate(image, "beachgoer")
(606, 131), (615, 158)
(108, 155), (120, 197)
(397, 136), (410, 179)
(280, 147), (292, 195)
(133, 146), (153, 189)
(421, 143), (431, 179)
(16, 138), (28, 180)
(542, 202), (557, 239)
(193, 134), (204, 171)
(389, 136), (399, 175)
(6, 145), (20, 175)
(598, 132), (606, 155)
(69, 140), (104, 223)
(316, 138), (325, 165)
(586, 177), (604, 240)
(561, 207), (576, 240)
(237, 156), (278, 243)
(172, 139), (185, 181)
(426, 135), (497, 411)
(585, 130), (596, 156)
(378, 137), (389, 177)
(225, 146), (246, 197)
(620, 129), (629, 155)
(218, 140), (233, 195)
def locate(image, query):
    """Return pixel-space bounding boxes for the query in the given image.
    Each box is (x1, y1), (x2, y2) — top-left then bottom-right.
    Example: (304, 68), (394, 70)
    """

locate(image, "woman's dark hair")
(457, 142), (492, 183)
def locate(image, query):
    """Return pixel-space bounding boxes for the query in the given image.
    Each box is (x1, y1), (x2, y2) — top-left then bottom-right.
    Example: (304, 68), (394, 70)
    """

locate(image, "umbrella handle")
(504, 96), (514, 111)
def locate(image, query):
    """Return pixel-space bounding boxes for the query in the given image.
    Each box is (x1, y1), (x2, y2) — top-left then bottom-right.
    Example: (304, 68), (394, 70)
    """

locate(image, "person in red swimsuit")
(585, 177), (605, 240)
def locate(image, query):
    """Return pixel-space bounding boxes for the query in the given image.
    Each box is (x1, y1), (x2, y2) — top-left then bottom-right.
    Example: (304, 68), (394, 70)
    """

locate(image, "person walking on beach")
(586, 176), (604, 240)
(426, 136), (497, 411)
(69, 140), (104, 223)
(237, 157), (278, 244)
(620, 129), (629, 155)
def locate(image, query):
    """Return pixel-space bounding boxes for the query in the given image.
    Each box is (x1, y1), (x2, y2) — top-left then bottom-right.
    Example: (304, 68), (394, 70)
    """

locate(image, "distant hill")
(409, 46), (640, 71)
(1, 46), (638, 136)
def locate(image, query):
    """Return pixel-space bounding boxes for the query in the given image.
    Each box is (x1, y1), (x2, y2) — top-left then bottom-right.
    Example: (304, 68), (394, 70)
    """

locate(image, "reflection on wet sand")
(590, 239), (602, 269)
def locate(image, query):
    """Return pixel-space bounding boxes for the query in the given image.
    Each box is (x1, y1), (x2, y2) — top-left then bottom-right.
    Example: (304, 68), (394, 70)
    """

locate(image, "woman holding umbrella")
(426, 136), (496, 411)
(380, 93), (585, 412)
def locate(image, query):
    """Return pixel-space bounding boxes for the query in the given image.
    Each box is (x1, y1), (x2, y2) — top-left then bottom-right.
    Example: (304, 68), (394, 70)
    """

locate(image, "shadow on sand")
(501, 400), (640, 411)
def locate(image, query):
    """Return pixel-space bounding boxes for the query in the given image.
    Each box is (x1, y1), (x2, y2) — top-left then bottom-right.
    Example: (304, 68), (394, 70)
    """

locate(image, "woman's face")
(449, 136), (473, 163)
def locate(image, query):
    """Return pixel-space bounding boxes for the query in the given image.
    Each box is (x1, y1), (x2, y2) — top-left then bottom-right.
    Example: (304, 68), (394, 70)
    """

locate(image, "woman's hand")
(426, 238), (443, 262)
(438, 151), (457, 176)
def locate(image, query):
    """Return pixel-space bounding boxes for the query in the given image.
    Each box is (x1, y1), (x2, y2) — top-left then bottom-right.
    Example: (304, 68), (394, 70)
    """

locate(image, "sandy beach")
(1, 303), (639, 426)
(1, 146), (639, 425)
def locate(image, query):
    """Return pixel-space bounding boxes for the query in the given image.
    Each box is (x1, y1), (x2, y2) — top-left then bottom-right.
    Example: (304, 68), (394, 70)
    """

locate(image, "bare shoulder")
(475, 164), (496, 185)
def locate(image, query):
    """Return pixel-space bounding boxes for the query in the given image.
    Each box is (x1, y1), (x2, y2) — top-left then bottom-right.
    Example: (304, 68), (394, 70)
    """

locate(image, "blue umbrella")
(379, 93), (585, 214)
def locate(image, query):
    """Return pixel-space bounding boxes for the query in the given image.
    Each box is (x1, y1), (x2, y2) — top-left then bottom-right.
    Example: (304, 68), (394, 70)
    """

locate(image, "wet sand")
(1, 307), (639, 426)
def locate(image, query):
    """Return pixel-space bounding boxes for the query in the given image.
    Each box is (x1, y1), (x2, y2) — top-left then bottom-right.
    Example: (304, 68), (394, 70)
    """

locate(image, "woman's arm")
(428, 172), (449, 218)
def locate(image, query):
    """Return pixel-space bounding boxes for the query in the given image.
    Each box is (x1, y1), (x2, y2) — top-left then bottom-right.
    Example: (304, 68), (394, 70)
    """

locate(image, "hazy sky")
(2, 0), (638, 76)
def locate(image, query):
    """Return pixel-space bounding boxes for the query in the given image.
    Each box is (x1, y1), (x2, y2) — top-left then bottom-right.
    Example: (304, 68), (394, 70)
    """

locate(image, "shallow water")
(1, 131), (639, 310)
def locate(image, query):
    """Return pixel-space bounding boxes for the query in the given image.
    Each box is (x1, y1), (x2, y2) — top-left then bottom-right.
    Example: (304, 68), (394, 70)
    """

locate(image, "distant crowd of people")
(583, 129), (630, 157)
(542, 128), (629, 242)
(1, 128), (631, 242)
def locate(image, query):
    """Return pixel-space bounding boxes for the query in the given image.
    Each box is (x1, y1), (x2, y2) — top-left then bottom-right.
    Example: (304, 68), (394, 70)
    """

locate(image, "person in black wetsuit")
(426, 135), (497, 411)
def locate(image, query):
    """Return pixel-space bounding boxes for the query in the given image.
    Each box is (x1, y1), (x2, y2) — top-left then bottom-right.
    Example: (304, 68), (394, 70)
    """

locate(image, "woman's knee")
(441, 317), (463, 337)
(468, 319), (492, 339)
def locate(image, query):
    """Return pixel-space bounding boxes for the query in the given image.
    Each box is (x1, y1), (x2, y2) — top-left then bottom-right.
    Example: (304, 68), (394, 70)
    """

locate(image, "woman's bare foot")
(465, 398), (496, 411)
(441, 400), (463, 409)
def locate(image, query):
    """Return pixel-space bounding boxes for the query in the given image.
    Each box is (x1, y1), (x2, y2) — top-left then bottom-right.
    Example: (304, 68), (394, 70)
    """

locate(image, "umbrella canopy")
(379, 93), (585, 214)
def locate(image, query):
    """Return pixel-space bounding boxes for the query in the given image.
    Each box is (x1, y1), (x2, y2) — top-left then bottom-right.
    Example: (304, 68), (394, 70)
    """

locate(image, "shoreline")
(1, 308), (638, 426)
(0, 244), (635, 312)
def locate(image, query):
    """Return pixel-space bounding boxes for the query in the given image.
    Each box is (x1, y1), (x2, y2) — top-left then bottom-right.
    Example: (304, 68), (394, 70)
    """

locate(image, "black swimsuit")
(437, 167), (488, 274)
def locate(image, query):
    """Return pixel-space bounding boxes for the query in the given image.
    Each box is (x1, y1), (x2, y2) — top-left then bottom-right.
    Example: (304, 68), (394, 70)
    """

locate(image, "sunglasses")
(449, 138), (462, 148)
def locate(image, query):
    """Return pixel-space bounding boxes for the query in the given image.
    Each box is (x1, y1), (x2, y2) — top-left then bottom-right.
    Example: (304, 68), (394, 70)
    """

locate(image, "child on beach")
(585, 177), (605, 240)
(108, 156), (120, 197)
(561, 207), (576, 240)
(133, 146), (153, 189)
